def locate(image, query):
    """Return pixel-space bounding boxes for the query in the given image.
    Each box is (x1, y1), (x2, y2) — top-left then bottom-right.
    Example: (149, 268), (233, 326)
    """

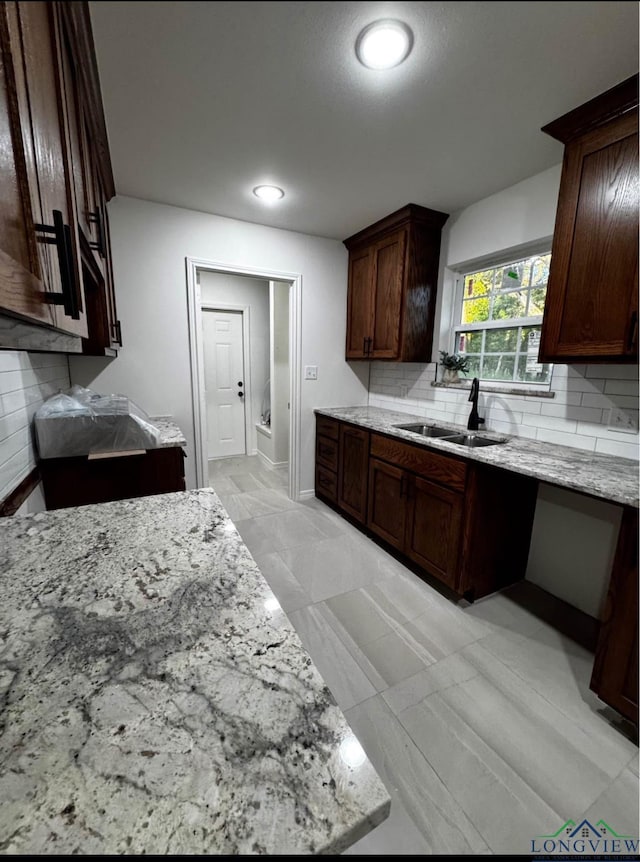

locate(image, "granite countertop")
(315, 406), (639, 508)
(151, 417), (187, 448)
(0, 490), (389, 854)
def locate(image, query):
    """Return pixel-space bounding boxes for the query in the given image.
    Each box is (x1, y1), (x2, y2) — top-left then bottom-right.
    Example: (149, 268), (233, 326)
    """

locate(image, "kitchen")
(0, 0), (638, 855)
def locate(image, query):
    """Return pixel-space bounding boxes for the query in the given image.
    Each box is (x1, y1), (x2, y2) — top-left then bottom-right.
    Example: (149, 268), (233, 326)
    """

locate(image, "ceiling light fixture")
(355, 19), (413, 70)
(253, 184), (285, 201)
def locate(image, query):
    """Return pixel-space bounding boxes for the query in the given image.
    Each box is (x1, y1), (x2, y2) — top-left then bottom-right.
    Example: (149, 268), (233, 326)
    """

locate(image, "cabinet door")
(405, 474), (463, 590)
(367, 457), (406, 550)
(0, 3), (55, 327)
(590, 506), (638, 723)
(540, 113), (638, 361)
(346, 245), (374, 358)
(5, 0), (87, 337)
(338, 424), (369, 523)
(371, 229), (406, 359)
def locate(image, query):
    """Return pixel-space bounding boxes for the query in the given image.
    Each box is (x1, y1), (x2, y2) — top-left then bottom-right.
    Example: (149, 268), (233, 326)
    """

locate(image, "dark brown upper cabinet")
(344, 204), (449, 362)
(0, 1), (120, 353)
(539, 75), (639, 363)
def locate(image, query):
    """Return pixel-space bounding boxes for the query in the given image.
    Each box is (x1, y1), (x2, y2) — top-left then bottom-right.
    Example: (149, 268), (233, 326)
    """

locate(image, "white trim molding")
(255, 450), (288, 471)
(186, 257), (303, 501)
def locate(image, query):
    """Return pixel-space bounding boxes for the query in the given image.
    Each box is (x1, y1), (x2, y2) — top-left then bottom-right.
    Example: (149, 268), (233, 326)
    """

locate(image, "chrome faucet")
(467, 377), (485, 431)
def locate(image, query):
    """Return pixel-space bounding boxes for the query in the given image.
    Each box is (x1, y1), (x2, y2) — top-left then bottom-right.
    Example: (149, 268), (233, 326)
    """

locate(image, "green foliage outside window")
(456, 253), (552, 384)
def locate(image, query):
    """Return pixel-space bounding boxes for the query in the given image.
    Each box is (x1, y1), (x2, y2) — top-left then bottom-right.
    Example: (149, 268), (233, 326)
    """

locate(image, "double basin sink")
(394, 423), (506, 448)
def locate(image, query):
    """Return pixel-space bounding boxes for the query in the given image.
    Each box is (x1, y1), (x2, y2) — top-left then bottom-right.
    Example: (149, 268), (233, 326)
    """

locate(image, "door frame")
(201, 302), (252, 460)
(186, 257), (302, 500)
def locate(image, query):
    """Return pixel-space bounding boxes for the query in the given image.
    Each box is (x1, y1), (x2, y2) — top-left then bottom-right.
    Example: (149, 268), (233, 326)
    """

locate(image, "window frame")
(451, 249), (553, 389)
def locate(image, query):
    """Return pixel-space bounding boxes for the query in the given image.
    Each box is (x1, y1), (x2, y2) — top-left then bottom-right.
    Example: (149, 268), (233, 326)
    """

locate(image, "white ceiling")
(90, 1), (638, 240)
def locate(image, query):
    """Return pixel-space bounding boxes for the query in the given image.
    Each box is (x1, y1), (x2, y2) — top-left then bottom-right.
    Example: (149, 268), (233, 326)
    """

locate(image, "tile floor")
(208, 455), (639, 855)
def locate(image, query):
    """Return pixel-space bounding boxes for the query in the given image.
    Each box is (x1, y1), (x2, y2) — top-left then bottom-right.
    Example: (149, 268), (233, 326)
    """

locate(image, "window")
(454, 251), (553, 385)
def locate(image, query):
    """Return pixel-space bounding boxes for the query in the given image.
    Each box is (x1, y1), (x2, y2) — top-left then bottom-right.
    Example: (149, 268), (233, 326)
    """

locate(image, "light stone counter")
(150, 417), (187, 448)
(315, 406), (639, 508)
(0, 490), (389, 854)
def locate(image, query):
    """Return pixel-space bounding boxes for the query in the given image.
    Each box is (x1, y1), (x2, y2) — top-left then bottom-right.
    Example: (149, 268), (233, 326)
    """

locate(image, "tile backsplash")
(0, 351), (70, 502)
(368, 362), (639, 460)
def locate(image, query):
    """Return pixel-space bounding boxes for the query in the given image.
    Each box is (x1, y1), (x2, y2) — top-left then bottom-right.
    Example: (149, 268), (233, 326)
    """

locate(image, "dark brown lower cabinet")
(40, 446), (186, 510)
(338, 424), (370, 524)
(367, 458), (406, 550)
(317, 416), (537, 602)
(405, 475), (463, 590)
(590, 507), (638, 724)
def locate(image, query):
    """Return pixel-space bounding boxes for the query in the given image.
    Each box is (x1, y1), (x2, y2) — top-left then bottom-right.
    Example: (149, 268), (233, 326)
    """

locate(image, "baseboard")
(298, 489), (315, 501)
(256, 449), (288, 471)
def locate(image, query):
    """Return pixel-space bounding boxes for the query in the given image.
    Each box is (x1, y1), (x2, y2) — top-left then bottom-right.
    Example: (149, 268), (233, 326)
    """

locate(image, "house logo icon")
(531, 817), (639, 854)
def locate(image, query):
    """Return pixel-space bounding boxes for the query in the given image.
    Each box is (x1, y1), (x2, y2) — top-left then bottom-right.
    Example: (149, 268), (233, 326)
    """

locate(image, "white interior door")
(203, 310), (246, 458)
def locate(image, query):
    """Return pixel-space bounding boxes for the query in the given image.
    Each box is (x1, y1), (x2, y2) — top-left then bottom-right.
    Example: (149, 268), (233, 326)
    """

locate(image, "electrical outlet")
(608, 406), (639, 434)
(399, 384), (408, 398)
(304, 365), (318, 380)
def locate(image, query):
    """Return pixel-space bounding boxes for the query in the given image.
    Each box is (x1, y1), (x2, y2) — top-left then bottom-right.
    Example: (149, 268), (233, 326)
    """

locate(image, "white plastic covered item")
(34, 386), (164, 459)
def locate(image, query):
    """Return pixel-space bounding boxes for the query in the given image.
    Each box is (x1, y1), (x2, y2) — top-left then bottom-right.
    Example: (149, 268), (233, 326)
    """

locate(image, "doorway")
(186, 258), (302, 500)
(202, 309), (246, 459)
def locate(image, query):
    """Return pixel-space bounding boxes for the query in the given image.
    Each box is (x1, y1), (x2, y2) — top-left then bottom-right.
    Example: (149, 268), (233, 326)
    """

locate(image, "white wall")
(368, 164), (638, 618)
(200, 271), (269, 456)
(271, 281), (290, 465)
(0, 351), (70, 509)
(69, 195), (369, 493)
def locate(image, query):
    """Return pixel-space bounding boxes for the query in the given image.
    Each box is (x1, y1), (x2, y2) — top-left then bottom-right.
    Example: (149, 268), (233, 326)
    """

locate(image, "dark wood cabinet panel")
(6, 1), (87, 338)
(315, 464), (337, 503)
(344, 204), (448, 362)
(371, 229), (405, 358)
(316, 433), (338, 471)
(338, 424), (369, 523)
(0, 0), (118, 351)
(316, 415), (339, 441)
(405, 475), (462, 589)
(367, 457), (406, 550)
(0, 4), (55, 327)
(540, 76), (639, 363)
(590, 506), (638, 724)
(345, 246), (374, 358)
(40, 447), (186, 510)
(370, 433), (467, 492)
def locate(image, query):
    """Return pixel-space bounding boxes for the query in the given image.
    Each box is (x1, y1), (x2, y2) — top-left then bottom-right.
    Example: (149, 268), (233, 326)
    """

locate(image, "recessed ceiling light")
(355, 19), (413, 70)
(253, 184), (285, 201)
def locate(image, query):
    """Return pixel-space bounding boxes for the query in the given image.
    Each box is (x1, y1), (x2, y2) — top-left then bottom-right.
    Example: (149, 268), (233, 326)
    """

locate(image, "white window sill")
(431, 381), (555, 399)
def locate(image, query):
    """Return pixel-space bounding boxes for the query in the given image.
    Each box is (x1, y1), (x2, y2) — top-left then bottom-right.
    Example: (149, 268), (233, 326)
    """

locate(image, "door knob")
(237, 381), (243, 387)
(238, 391), (244, 398)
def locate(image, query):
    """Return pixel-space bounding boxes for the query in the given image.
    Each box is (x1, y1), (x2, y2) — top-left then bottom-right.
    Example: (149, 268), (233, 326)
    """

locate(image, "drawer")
(315, 465), (337, 502)
(370, 433), (467, 492)
(316, 434), (339, 471)
(316, 415), (339, 441)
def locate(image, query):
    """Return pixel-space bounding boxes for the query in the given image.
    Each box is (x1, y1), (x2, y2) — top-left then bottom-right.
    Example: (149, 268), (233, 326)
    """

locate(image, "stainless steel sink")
(444, 434), (506, 448)
(395, 423), (458, 438)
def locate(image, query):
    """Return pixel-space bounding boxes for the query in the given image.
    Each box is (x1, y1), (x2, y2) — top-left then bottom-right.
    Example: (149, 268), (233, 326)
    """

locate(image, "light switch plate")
(304, 365), (318, 380)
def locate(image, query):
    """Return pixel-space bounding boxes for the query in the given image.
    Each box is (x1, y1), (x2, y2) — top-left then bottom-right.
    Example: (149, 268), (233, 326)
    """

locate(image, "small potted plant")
(439, 350), (469, 384)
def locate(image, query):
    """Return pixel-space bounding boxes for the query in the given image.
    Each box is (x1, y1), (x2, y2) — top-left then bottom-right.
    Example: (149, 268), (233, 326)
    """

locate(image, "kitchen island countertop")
(0, 489), (389, 854)
(315, 406), (639, 508)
